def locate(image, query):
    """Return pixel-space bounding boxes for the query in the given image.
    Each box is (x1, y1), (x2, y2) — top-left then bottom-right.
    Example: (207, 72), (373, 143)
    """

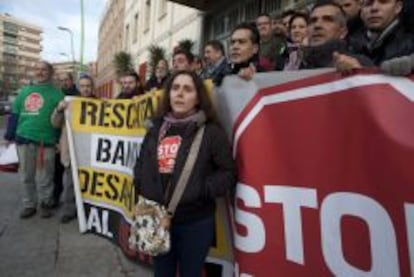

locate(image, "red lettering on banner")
(232, 72), (414, 276)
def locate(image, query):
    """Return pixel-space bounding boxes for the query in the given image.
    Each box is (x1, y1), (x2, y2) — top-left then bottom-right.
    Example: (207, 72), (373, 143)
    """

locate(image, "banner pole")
(65, 97), (87, 233)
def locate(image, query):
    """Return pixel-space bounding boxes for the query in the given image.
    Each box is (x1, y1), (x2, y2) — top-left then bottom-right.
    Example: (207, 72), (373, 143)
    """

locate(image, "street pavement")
(0, 115), (153, 277)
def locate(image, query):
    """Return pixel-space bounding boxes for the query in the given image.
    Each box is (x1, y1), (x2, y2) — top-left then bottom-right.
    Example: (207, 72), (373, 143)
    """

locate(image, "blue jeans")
(154, 215), (215, 277)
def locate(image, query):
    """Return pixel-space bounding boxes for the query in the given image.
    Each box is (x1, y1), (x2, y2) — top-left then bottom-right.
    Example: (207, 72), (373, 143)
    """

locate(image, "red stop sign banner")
(231, 71), (414, 277)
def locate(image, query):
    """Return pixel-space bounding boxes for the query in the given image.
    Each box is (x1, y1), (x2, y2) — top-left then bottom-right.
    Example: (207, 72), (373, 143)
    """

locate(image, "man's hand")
(381, 54), (414, 76)
(238, 63), (257, 81)
(56, 100), (68, 113)
(333, 52), (362, 74)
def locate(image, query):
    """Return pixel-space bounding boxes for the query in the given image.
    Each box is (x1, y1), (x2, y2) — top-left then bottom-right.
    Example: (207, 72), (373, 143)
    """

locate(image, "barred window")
(244, 0), (260, 22)
(144, 0), (151, 32)
(227, 7), (240, 33)
(133, 13), (139, 42)
(263, 0), (282, 14)
(213, 15), (225, 37)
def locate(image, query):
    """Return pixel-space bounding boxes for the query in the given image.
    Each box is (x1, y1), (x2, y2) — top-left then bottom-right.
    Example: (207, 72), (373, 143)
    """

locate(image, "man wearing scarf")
(350, 0), (414, 65)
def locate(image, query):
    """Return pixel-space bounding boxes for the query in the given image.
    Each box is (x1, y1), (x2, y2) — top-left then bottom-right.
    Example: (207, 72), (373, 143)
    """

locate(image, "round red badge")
(24, 92), (44, 112)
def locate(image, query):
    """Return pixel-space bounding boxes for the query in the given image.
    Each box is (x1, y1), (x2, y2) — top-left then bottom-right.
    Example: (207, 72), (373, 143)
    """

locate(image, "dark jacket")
(134, 118), (236, 224)
(4, 113), (18, 141)
(300, 39), (373, 69)
(350, 19), (414, 65)
(346, 15), (365, 49)
(62, 85), (79, 96)
(213, 55), (265, 86)
(230, 55), (265, 75)
(144, 75), (169, 91)
(402, 0), (414, 33)
(116, 87), (145, 99)
(205, 57), (229, 86)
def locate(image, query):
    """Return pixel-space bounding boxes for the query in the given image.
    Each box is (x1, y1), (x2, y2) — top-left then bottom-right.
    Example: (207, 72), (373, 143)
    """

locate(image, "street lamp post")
(60, 52), (69, 59)
(57, 26), (75, 75)
(60, 52), (75, 73)
(80, 0), (85, 72)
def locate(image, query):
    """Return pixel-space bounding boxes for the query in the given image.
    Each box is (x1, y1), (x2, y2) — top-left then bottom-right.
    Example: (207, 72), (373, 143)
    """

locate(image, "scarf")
(302, 39), (348, 68)
(366, 18), (399, 52)
(158, 110), (206, 142)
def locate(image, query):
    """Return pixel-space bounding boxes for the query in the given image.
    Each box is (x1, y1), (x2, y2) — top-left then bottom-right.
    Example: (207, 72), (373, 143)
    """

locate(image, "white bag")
(0, 143), (18, 165)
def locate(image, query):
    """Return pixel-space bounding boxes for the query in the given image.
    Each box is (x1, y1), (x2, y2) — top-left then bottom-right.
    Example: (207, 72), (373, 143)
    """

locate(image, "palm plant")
(148, 45), (166, 75)
(113, 51), (133, 77)
(177, 39), (194, 53)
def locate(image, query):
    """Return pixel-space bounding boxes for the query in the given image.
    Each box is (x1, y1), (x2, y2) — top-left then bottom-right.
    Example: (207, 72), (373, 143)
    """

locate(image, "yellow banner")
(78, 166), (135, 218)
(71, 91), (162, 136)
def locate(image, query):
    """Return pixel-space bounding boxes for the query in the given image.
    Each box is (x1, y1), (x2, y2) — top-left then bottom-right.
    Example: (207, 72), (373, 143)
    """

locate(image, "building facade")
(96, 0), (125, 98)
(170, 0), (316, 49)
(52, 61), (81, 79)
(0, 13), (42, 99)
(123, 0), (203, 87)
(87, 61), (97, 79)
(97, 0), (317, 98)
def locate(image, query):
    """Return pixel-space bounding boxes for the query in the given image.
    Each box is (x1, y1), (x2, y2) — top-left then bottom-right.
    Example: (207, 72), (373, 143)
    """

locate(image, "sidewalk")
(0, 171), (153, 277)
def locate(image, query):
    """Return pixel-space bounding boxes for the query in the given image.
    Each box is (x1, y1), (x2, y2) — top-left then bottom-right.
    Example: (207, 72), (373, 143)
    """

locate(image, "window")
(244, 0), (260, 22)
(125, 24), (130, 50)
(3, 22), (18, 34)
(158, 0), (167, 19)
(4, 45), (17, 54)
(133, 13), (139, 42)
(213, 14), (225, 37)
(3, 54), (17, 63)
(263, 0), (281, 14)
(118, 34), (122, 52)
(227, 7), (239, 33)
(3, 35), (17, 45)
(144, 0), (151, 32)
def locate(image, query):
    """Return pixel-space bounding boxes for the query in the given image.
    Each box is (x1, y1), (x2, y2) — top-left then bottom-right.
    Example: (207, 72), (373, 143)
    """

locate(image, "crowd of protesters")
(138, 0), (414, 85)
(2, 0), (414, 275)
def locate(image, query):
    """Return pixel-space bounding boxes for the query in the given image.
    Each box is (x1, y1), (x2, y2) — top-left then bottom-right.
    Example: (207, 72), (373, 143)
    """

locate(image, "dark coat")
(208, 58), (229, 86)
(212, 55), (265, 86)
(144, 75), (169, 91)
(116, 87), (145, 99)
(229, 55), (265, 74)
(62, 85), (79, 96)
(402, 0), (414, 33)
(349, 20), (414, 65)
(346, 15), (365, 50)
(134, 118), (236, 224)
(300, 39), (373, 69)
